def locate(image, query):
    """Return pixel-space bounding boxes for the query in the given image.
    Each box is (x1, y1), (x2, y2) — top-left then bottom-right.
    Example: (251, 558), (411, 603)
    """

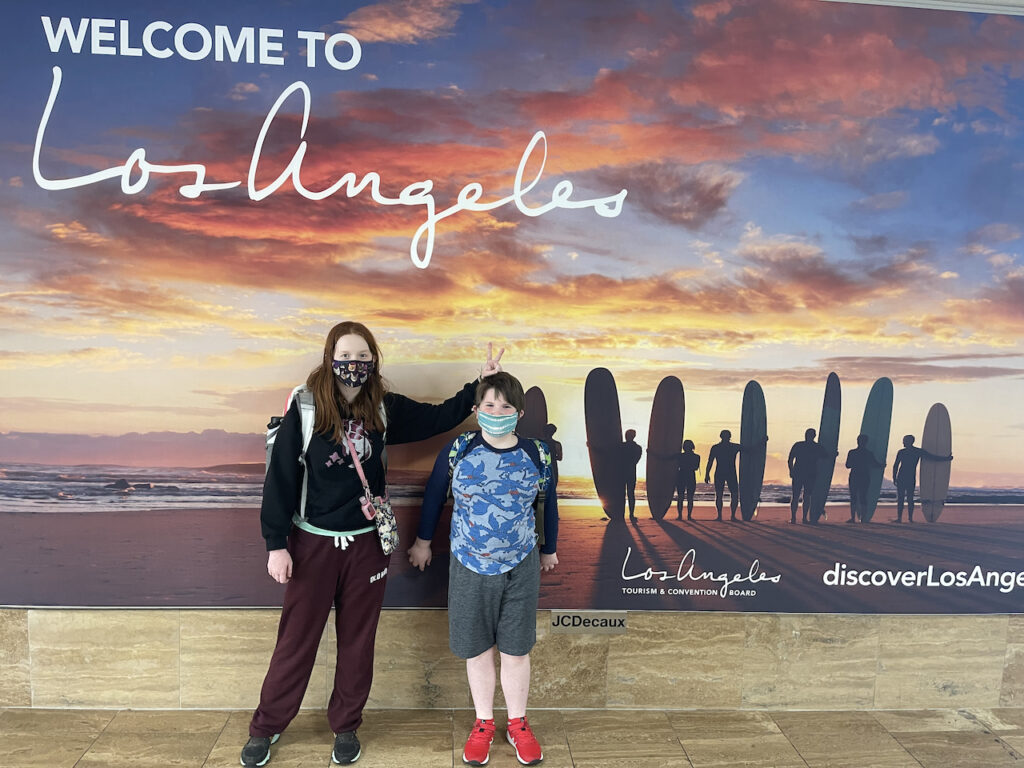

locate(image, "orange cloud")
(338, 0), (475, 44)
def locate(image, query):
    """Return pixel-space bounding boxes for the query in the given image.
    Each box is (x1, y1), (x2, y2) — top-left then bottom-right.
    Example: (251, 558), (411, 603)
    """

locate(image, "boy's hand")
(540, 552), (558, 572)
(407, 538), (433, 571)
(480, 342), (505, 378)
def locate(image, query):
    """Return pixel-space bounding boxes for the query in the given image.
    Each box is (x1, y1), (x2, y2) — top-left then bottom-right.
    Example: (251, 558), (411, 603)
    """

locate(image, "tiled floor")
(3, 707), (1024, 767)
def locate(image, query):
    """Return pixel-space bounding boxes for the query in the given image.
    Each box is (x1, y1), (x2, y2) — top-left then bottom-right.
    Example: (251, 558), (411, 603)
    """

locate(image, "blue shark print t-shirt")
(449, 442), (540, 575)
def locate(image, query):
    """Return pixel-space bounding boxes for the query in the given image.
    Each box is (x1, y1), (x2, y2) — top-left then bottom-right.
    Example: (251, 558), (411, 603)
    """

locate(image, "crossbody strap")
(344, 434), (374, 497)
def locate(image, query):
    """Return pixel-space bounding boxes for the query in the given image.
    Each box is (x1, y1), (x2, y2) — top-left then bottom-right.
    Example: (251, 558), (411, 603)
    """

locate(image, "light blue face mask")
(476, 410), (519, 437)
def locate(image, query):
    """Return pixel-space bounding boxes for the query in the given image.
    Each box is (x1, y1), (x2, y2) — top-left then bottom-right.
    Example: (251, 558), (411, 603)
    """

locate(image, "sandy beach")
(2, 501), (1022, 612)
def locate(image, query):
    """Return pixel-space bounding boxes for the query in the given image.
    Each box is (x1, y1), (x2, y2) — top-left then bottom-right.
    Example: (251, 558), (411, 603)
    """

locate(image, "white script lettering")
(621, 546), (781, 598)
(33, 67), (628, 270)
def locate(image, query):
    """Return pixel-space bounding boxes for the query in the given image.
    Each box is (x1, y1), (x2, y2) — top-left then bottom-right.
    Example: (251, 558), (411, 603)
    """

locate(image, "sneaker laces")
(467, 718), (495, 746)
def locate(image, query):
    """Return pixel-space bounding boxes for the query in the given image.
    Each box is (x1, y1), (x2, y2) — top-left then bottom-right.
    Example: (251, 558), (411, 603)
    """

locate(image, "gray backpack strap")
(294, 387), (316, 520)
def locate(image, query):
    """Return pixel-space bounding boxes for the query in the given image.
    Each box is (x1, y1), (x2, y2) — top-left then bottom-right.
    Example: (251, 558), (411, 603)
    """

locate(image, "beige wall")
(2, 608), (1022, 710)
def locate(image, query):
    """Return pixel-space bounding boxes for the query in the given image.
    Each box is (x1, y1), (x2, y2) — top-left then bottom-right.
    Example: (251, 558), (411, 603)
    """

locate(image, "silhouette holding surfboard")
(849, 377), (893, 523)
(788, 428), (834, 524)
(894, 405), (952, 523)
(585, 368), (627, 518)
(810, 372), (841, 523)
(919, 403), (953, 522)
(706, 425), (768, 522)
(738, 380), (768, 521)
(646, 376), (685, 520)
(519, 385), (563, 489)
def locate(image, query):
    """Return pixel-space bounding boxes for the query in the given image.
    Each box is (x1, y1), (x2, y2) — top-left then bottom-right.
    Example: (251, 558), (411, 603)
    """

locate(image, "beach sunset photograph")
(2, 0), (1023, 612)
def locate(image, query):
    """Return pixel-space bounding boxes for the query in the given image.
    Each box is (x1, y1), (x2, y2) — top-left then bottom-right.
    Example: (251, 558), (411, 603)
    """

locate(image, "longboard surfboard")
(859, 377), (893, 522)
(646, 376), (684, 519)
(518, 386), (548, 440)
(518, 385), (551, 543)
(810, 372), (841, 523)
(739, 380), (767, 521)
(585, 368), (625, 518)
(919, 403), (952, 523)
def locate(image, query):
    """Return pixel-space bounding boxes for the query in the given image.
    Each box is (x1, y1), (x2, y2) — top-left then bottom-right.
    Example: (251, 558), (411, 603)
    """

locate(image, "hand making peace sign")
(480, 342), (505, 378)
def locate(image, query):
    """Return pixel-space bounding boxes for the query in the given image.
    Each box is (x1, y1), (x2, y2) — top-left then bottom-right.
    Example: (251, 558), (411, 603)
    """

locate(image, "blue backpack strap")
(447, 431), (478, 484)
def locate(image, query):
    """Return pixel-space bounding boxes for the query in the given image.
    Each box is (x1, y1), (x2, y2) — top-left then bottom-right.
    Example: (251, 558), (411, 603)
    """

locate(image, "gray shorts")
(448, 547), (540, 659)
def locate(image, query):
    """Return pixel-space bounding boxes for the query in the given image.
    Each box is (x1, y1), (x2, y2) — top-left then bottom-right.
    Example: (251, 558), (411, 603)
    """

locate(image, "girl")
(242, 321), (503, 767)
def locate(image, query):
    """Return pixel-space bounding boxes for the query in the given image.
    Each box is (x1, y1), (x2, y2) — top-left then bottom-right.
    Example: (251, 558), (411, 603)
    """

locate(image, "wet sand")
(1, 502), (1022, 612)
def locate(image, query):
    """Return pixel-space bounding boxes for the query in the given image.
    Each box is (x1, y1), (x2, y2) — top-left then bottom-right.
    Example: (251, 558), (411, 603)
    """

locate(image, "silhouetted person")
(622, 429), (643, 520)
(892, 434), (953, 523)
(704, 430), (769, 521)
(846, 434), (884, 523)
(541, 423), (563, 490)
(788, 428), (833, 525)
(705, 430), (740, 521)
(675, 439), (701, 520)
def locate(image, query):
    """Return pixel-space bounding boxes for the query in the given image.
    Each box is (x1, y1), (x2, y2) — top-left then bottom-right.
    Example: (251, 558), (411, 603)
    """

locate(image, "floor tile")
(75, 710), (229, 768)
(452, 709), (573, 768)
(667, 711), (784, 740)
(871, 708), (988, 733)
(966, 707), (1024, 732)
(204, 710), (333, 768)
(771, 711), (919, 768)
(562, 710), (693, 768)
(359, 709), (453, 768)
(668, 711), (805, 768)
(893, 730), (1022, 767)
(0, 709), (114, 768)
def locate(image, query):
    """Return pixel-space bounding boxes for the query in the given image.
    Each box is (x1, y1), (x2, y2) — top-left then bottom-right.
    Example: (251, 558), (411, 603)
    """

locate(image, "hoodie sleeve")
(260, 399), (302, 551)
(416, 438), (458, 542)
(383, 381), (476, 445)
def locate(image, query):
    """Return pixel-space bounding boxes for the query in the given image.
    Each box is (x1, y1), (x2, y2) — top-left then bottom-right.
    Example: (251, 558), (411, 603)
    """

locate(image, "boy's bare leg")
(499, 652), (530, 719)
(466, 647), (496, 720)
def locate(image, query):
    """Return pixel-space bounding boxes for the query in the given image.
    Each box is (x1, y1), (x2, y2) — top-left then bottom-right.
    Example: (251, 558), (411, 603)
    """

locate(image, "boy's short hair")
(476, 372), (526, 411)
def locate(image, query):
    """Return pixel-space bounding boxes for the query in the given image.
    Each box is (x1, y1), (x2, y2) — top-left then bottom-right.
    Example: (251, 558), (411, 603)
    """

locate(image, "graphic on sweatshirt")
(450, 444), (540, 575)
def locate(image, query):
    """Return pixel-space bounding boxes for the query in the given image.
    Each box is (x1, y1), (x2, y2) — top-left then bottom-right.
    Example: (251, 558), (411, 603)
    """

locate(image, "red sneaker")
(463, 718), (495, 765)
(506, 716), (543, 765)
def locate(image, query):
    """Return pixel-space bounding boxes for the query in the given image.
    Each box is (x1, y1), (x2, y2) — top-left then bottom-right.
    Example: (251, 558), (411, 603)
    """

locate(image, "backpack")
(265, 385), (386, 520)
(446, 430), (552, 544)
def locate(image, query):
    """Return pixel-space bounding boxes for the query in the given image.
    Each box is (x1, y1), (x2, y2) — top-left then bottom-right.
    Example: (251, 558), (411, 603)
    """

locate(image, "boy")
(408, 372), (558, 766)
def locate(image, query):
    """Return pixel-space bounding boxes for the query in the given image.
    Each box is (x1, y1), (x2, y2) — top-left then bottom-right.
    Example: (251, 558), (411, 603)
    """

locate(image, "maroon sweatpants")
(250, 528), (391, 737)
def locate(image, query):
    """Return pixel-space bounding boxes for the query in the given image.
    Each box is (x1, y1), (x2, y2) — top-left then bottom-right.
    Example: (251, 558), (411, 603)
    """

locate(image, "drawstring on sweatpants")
(334, 535), (355, 549)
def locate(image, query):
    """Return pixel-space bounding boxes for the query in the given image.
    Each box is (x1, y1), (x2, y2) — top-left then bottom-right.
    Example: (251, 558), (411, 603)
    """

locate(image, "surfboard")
(810, 372), (841, 523)
(738, 380), (767, 521)
(646, 376), (685, 519)
(919, 403), (952, 523)
(858, 377), (893, 523)
(518, 386), (547, 440)
(585, 367), (625, 518)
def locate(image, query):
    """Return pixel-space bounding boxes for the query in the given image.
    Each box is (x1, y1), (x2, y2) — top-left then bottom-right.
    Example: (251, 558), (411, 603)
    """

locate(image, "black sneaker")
(240, 734), (279, 767)
(332, 731), (361, 764)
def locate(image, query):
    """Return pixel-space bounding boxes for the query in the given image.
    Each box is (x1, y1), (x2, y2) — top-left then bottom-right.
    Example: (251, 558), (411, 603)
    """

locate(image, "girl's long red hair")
(307, 321), (387, 441)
